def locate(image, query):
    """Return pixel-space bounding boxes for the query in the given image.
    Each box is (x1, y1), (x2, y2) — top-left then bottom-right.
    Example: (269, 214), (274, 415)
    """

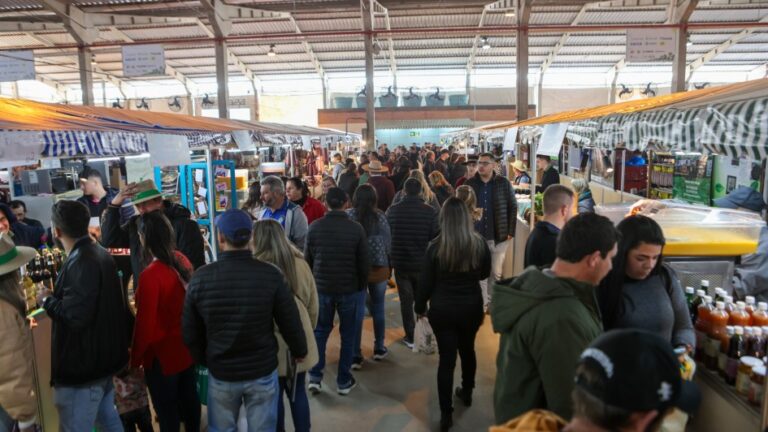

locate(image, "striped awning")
(42, 130), (148, 157)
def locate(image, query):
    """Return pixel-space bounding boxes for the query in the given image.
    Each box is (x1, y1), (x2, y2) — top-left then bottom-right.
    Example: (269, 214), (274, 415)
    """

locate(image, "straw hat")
(512, 160), (528, 173)
(363, 160), (389, 173)
(124, 179), (165, 207)
(0, 233), (36, 276)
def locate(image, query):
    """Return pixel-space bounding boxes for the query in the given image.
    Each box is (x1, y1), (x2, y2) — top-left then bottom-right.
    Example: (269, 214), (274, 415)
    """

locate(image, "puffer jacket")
(385, 196), (439, 273)
(276, 257), (319, 376)
(304, 211), (369, 295)
(0, 296), (37, 427)
(182, 250), (307, 382)
(577, 190), (596, 214)
(491, 267), (602, 423)
(101, 200), (206, 280)
(43, 237), (130, 386)
(465, 173), (518, 244)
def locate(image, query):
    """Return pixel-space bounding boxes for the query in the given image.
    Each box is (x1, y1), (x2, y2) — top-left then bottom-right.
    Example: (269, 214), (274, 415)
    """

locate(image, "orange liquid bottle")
(695, 296), (713, 361)
(729, 301), (752, 327)
(753, 302), (768, 327)
(745, 296), (757, 317)
(706, 301), (730, 370)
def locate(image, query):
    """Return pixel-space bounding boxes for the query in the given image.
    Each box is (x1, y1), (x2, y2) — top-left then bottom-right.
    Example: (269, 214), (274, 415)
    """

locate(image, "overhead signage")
(626, 28), (676, 62)
(122, 44), (166, 77)
(503, 127), (518, 151)
(537, 123), (569, 157)
(125, 155), (153, 184)
(0, 131), (43, 166)
(147, 134), (191, 167)
(232, 130), (255, 151)
(0, 50), (35, 82)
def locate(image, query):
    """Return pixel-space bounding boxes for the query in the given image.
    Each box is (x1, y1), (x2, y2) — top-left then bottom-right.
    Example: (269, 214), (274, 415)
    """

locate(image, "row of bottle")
(22, 248), (66, 311)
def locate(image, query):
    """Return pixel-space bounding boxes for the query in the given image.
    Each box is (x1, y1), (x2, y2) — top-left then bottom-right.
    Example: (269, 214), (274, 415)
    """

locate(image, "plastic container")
(746, 296), (757, 316)
(737, 357), (763, 395)
(753, 303), (768, 327)
(706, 301), (730, 370)
(730, 301), (751, 327)
(691, 289), (706, 323)
(749, 365), (766, 406)
(333, 97), (353, 109)
(449, 94), (468, 106)
(695, 296), (713, 361)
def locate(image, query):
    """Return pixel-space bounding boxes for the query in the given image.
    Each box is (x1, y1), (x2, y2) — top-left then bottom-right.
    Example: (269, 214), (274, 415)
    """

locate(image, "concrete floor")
(287, 287), (500, 432)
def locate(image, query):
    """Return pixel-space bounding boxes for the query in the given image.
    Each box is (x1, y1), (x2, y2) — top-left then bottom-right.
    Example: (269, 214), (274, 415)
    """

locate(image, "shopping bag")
(413, 317), (437, 355)
(195, 365), (208, 405)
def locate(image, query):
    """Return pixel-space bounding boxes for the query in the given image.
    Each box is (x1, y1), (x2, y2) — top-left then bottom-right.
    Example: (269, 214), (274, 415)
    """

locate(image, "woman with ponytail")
(131, 211), (201, 432)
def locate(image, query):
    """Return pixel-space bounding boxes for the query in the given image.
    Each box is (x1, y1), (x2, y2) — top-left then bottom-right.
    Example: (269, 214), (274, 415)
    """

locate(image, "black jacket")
(415, 240), (492, 315)
(101, 200), (206, 280)
(182, 250), (307, 381)
(537, 166), (561, 193)
(304, 211), (369, 295)
(385, 196), (439, 273)
(524, 221), (560, 269)
(466, 173), (518, 244)
(43, 237), (130, 386)
(338, 171), (359, 201)
(0, 204), (45, 249)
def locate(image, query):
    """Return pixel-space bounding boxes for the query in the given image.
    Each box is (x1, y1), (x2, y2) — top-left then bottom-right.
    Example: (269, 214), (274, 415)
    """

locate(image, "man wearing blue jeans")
(37, 200), (130, 432)
(183, 209), (307, 432)
(305, 188), (369, 395)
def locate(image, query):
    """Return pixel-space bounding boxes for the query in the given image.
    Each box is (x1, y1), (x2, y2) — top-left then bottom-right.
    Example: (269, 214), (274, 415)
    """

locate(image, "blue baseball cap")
(714, 186), (766, 213)
(215, 209), (253, 243)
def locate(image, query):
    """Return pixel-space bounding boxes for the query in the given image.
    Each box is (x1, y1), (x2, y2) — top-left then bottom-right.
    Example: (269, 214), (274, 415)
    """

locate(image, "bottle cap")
(736, 326), (744, 335)
(716, 301), (726, 310)
(701, 280), (710, 288)
(755, 328), (763, 337)
(746, 327), (754, 336)
(725, 296), (734, 303)
(727, 325), (735, 334)
(696, 289), (706, 297)
(704, 295), (713, 303)
(685, 287), (695, 294)
(746, 296), (756, 305)
(759, 302), (768, 311)
(762, 326), (768, 334)
(737, 301), (747, 310)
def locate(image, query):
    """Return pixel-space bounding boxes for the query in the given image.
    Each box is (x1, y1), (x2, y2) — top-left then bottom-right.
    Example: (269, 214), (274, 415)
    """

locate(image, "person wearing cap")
(77, 166), (135, 222)
(102, 179), (206, 282)
(258, 175), (310, 250)
(455, 157), (478, 188)
(0, 234), (39, 432)
(714, 186), (768, 300)
(305, 188), (369, 395)
(183, 209), (307, 431)
(37, 200), (129, 432)
(492, 213), (619, 423)
(492, 329), (701, 432)
(536, 155), (561, 193)
(130, 210), (199, 431)
(8, 200), (43, 231)
(365, 160), (396, 212)
(465, 152), (518, 312)
(511, 160), (531, 188)
(0, 203), (44, 249)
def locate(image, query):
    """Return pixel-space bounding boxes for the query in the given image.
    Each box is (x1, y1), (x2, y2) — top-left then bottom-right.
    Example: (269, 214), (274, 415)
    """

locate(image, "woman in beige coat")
(0, 233), (39, 432)
(252, 220), (318, 432)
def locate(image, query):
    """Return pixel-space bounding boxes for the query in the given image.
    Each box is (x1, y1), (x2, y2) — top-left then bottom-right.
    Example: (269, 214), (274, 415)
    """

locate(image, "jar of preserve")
(749, 365), (766, 406)
(737, 356), (763, 395)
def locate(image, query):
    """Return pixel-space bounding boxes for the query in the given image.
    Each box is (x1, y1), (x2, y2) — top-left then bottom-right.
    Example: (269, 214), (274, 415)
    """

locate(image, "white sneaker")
(308, 381), (322, 395)
(337, 378), (357, 395)
(402, 338), (414, 350)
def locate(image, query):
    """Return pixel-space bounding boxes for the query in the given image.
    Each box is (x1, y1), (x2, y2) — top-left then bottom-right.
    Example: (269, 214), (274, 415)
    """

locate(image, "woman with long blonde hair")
(455, 185), (483, 222)
(251, 220), (318, 432)
(428, 170), (455, 206)
(415, 198), (491, 431)
(392, 169), (440, 210)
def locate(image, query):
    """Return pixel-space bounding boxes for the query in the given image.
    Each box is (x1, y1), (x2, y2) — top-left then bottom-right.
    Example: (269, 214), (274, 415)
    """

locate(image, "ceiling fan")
(640, 82), (657, 98)
(202, 93), (215, 108)
(167, 96), (183, 112)
(135, 97), (150, 110)
(112, 98), (124, 109)
(618, 84), (633, 100)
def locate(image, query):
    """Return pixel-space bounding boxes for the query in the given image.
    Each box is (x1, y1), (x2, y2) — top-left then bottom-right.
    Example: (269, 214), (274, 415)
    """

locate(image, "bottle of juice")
(706, 301), (730, 370)
(753, 302), (768, 327)
(719, 325), (735, 377)
(748, 327), (765, 359)
(724, 296), (736, 315)
(714, 288), (726, 303)
(726, 326), (746, 385)
(695, 296), (713, 361)
(745, 296), (757, 317)
(730, 301), (752, 327)
(691, 289), (706, 323)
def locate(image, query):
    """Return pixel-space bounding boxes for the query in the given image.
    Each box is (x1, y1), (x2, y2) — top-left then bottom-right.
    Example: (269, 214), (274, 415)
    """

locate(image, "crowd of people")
(7, 141), (768, 432)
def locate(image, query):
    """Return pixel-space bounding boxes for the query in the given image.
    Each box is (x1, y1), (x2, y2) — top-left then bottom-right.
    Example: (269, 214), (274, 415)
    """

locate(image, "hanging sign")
(537, 123), (569, 157)
(232, 130), (255, 151)
(0, 50), (35, 82)
(503, 127), (518, 151)
(626, 29), (676, 62)
(147, 134), (191, 167)
(125, 155), (153, 184)
(0, 131), (43, 165)
(122, 44), (166, 77)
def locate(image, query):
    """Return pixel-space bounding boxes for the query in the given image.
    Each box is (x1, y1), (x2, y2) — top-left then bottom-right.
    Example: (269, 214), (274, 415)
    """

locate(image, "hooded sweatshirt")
(491, 267), (602, 423)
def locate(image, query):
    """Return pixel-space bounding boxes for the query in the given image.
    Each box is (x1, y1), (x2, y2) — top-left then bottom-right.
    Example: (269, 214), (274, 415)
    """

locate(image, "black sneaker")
(337, 378), (357, 395)
(351, 357), (364, 370)
(373, 348), (389, 361)
(308, 381), (322, 395)
(454, 387), (472, 407)
(401, 338), (414, 350)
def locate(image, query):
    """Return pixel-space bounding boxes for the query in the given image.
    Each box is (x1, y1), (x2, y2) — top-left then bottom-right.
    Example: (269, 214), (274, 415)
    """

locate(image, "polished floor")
(284, 287), (500, 432)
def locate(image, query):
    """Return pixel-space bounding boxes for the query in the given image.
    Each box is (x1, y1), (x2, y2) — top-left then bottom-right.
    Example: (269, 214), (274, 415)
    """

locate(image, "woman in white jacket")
(0, 233), (38, 432)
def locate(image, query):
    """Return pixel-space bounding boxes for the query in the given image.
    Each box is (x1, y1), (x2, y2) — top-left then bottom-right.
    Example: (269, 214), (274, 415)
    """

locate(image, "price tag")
(197, 187), (207, 198)
(196, 201), (207, 215)
(195, 169), (204, 182)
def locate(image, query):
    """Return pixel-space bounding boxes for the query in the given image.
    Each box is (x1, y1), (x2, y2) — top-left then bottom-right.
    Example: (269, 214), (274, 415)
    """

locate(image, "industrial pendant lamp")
(267, 44), (276, 57)
(481, 37), (491, 50)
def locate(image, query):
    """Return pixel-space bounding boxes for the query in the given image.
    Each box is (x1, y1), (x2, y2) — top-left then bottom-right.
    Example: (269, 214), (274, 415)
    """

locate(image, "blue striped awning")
(42, 130), (148, 157)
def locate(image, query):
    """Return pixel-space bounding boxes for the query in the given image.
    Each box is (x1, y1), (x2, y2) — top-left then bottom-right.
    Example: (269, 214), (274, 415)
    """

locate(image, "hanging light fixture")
(481, 37), (491, 50)
(686, 34), (693, 47)
(504, 10), (516, 17)
(267, 44), (276, 57)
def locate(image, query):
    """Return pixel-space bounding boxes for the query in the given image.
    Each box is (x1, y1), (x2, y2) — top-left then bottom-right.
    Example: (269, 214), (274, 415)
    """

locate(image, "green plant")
(533, 192), (544, 217)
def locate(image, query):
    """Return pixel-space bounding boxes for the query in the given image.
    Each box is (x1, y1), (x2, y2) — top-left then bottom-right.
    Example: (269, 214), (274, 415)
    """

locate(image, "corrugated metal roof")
(580, 9), (667, 24)
(121, 25), (209, 41)
(690, 7), (768, 23)
(0, 0), (43, 11)
(231, 20), (296, 35)
(529, 11), (580, 25)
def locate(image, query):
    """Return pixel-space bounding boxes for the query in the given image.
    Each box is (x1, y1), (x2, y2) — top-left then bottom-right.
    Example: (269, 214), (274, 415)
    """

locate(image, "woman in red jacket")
(286, 177), (327, 225)
(131, 211), (200, 432)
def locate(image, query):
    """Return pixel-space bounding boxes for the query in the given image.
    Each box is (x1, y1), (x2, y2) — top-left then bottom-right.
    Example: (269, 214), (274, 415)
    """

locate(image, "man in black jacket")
(536, 155), (561, 193)
(524, 184), (574, 268)
(37, 200), (129, 432)
(305, 188), (369, 396)
(182, 209), (306, 431)
(101, 179), (206, 282)
(465, 153), (518, 312)
(386, 178), (439, 348)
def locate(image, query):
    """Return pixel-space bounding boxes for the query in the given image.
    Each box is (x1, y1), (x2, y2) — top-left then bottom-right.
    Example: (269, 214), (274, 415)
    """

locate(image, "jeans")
(144, 361), (201, 432)
(0, 405), (13, 432)
(207, 369), (278, 432)
(277, 372), (310, 432)
(354, 280), (388, 357)
(428, 305), (484, 414)
(309, 291), (359, 387)
(53, 377), (124, 432)
(479, 240), (507, 307)
(120, 406), (154, 432)
(394, 271), (418, 342)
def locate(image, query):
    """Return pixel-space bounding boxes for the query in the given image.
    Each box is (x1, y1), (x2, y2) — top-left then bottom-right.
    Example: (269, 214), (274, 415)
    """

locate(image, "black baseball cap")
(575, 329), (701, 415)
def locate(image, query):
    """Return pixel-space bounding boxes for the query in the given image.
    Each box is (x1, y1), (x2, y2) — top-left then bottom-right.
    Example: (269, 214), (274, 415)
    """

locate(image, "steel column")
(214, 38), (229, 119)
(362, 0), (376, 151)
(515, 0), (531, 121)
(77, 46), (94, 106)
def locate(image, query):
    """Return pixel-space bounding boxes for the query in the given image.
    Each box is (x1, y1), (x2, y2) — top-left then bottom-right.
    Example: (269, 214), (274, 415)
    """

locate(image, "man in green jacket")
(492, 213), (620, 423)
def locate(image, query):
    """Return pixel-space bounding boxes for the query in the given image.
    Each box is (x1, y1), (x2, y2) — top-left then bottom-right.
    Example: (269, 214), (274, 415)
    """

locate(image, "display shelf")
(690, 366), (763, 432)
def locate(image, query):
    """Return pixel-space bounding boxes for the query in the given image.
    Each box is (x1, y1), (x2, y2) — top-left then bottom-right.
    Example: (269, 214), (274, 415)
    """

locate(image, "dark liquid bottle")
(690, 289), (706, 323)
(725, 326), (747, 386)
(748, 327), (765, 359)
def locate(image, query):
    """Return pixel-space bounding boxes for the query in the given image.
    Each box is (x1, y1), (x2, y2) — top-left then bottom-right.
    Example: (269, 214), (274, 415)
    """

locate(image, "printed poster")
(626, 28), (676, 62)
(0, 50), (35, 82)
(122, 44), (165, 77)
